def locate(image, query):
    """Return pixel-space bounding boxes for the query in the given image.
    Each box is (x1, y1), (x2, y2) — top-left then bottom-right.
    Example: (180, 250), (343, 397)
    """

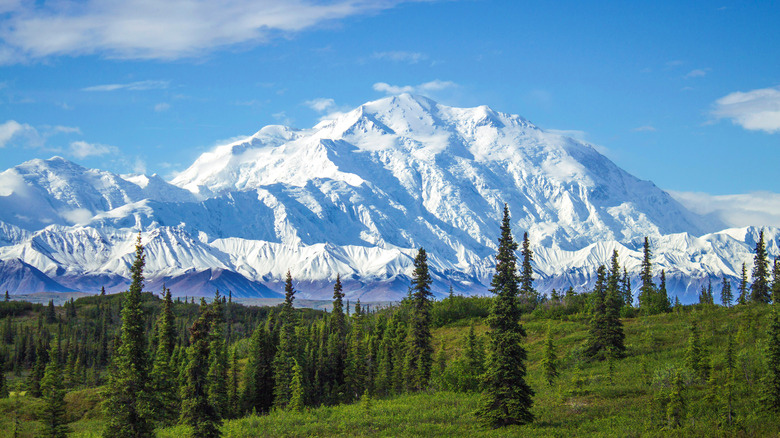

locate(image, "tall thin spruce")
(405, 247), (434, 391)
(751, 230), (771, 303)
(103, 234), (154, 438)
(475, 204), (534, 427)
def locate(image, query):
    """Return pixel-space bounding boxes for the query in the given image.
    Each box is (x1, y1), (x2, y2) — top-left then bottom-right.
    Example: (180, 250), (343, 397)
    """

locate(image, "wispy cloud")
(632, 125), (657, 132)
(372, 51), (428, 64)
(154, 102), (171, 112)
(304, 98), (336, 112)
(712, 85), (780, 133)
(0, 0), (413, 63)
(684, 68), (710, 79)
(373, 79), (458, 95)
(670, 190), (780, 228)
(0, 120), (34, 147)
(69, 140), (119, 158)
(0, 120), (79, 148)
(546, 129), (587, 141)
(82, 80), (170, 92)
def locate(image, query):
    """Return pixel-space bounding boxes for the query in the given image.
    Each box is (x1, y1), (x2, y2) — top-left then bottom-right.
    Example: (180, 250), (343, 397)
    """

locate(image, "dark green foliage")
(227, 346), (239, 419)
(698, 281), (715, 305)
(346, 301), (368, 400)
(180, 299), (221, 438)
(27, 337), (48, 397)
(685, 320), (709, 381)
(207, 291), (228, 419)
(772, 258), (780, 304)
(763, 305), (780, 412)
(621, 268), (632, 307)
(666, 368), (686, 429)
(103, 234), (154, 438)
(605, 251), (626, 357)
(585, 265), (608, 359)
(475, 205), (534, 427)
(46, 300), (56, 324)
(431, 295), (491, 327)
(738, 263), (748, 305)
(405, 248), (434, 392)
(721, 276), (733, 307)
(751, 230), (771, 303)
(240, 322), (275, 414)
(40, 346), (69, 438)
(637, 238), (670, 315)
(542, 322), (558, 386)
(273, 271), (298, 409)
(326, 275), (347, 400)
(519, 232), (538, 309)
(0, 354), (7, 398)
(150, 286), (179, 426)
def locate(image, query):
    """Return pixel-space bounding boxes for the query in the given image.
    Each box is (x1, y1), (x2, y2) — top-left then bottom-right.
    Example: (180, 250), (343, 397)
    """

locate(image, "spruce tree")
(240, 322), (275, 414)
(657, 270), (671, 314)
(150, 286), (178, 426)
(103, 234), (154, 438)
(721, 277), (733, 308)
(685, 320), (709, 381)
(327, 274), (347, 399)
(346, 301), (368, 400)
(585, 265), (608, 359)
(0, 354), (7, 398)
(180, 299), (221, 438)
(519, 232), (538, 308)
(288, 359), (305, 411)
(738, 263), (748, 305)
(638, 237), (656, 314)
(461, 322), (485, 392)
(772, 258), (780, 304)
(40, 345), (69, 438)
(605, 251), (626, 358)
(46, 300), (56, 324)
(475, 205), (534, 427)
(227, 346), (239, 419)
(762, 305), (780, 412)
(751, 230), (771, 303)
(541, 322), (558, 386)
(621, 268), (632, 307)
(405, 247), (434, 392)
(273, 271), (298, 409)
(207, 291), (228, 419)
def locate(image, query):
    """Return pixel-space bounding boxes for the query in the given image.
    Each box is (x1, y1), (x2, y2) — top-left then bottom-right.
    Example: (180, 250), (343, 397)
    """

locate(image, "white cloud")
(82, 80), (170, 92)
(372, 51), (428, 64)
(304, 98), (336, 113)
(69, 140), (118, 158)
(0, 0), (410, 62)
(373, 79), (458, 95)
(632, 125), (657, 132)
(684, 68), (709, 79)
(712, 86), (780, 133)
(154, 102), (171, 112)
(670, 190), (780, 228)
(0, 120), (30, 147)
(60, 208), (93, 225)
(546, 129), (588, 141)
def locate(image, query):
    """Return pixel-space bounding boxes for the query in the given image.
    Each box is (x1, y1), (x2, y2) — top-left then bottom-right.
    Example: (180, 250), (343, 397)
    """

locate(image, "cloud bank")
(372, 80), (458, 95)
(712, 86), (780, 134)
(670, 190), (780, 229)
(0, 0), (412, 63)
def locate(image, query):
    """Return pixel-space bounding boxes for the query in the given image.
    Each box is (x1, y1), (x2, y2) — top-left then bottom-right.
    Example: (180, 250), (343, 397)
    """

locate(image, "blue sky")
(1, 0), (778, 201)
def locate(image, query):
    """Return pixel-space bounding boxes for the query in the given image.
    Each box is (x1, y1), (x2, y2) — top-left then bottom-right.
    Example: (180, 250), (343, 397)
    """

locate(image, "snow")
(0, 94), (761, 301)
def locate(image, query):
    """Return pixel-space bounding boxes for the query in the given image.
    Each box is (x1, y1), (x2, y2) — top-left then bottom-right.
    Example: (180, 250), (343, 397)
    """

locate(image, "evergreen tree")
(3, 290), (8, 301)
(519, 232), (538, 308)
(273, 271), (298, 409)
(685, 320), (709, 381)
(240, 322), (275, 414)
(772, 258), (780, 304)
(763, 305), (780, 412)
(46, 300), (56, 324)
(721, 277), (733, 308)
(100, 286), (106, 296)
(475, 205), (534, 427)
(207, 291), (228, 419)
(103, 234), (154, 438)
(638, 237), (656, 314)
(27, 337), (48, 397)
(605, 251), (626, 358)
(585, 265), (608, 359)
(724, 332), (736, 425)
(227, 346), (239, 419)
(751, 230), (771, 303)
(40, 345), (69, 438)
(288, 359), (305, 411)
(460, 322), (485, 392)
(0, 354), (7, 398)
(180, 299), (221, 438)
(404, 247), (434, 392)
(621, 268), (632, 307)
(541, 322), (558, 386)
(150, 286), (178, 426)
(738, 263), (748, 305)
(346, 301), (368, 400)
(666, 369), (686, 429)
(327, 274), (347, 399)
(657, 270), (671, 314)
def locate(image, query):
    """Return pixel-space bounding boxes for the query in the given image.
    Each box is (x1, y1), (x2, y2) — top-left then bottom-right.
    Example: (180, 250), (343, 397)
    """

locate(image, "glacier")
(0, 94), (774, 302)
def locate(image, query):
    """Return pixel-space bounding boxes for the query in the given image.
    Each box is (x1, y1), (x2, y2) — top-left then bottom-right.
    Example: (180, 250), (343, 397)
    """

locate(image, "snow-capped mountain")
(0, 94), (771, 301)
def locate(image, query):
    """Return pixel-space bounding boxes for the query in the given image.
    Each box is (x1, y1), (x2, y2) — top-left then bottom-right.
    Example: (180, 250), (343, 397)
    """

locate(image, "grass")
(3, 303), (778, 437)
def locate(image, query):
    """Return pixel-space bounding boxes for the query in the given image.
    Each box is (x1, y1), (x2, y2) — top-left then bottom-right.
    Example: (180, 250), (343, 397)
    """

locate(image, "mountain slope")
(0, 95), (761, 301)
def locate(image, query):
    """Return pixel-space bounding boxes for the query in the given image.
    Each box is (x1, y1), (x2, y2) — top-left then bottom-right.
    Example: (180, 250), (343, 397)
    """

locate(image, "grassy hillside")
(3, 302), (776, 437)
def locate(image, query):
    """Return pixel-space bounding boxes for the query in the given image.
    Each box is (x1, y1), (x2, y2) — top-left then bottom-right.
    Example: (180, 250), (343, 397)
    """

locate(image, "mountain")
(0, 94), (770, 301)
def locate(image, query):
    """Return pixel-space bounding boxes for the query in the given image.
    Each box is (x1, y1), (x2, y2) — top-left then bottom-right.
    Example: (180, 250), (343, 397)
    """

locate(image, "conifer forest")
(1, 210), (779, 437)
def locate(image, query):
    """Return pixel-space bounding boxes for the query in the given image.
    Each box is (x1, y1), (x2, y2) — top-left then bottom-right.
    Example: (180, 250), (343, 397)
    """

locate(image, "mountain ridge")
(0, 94), (767, 301)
